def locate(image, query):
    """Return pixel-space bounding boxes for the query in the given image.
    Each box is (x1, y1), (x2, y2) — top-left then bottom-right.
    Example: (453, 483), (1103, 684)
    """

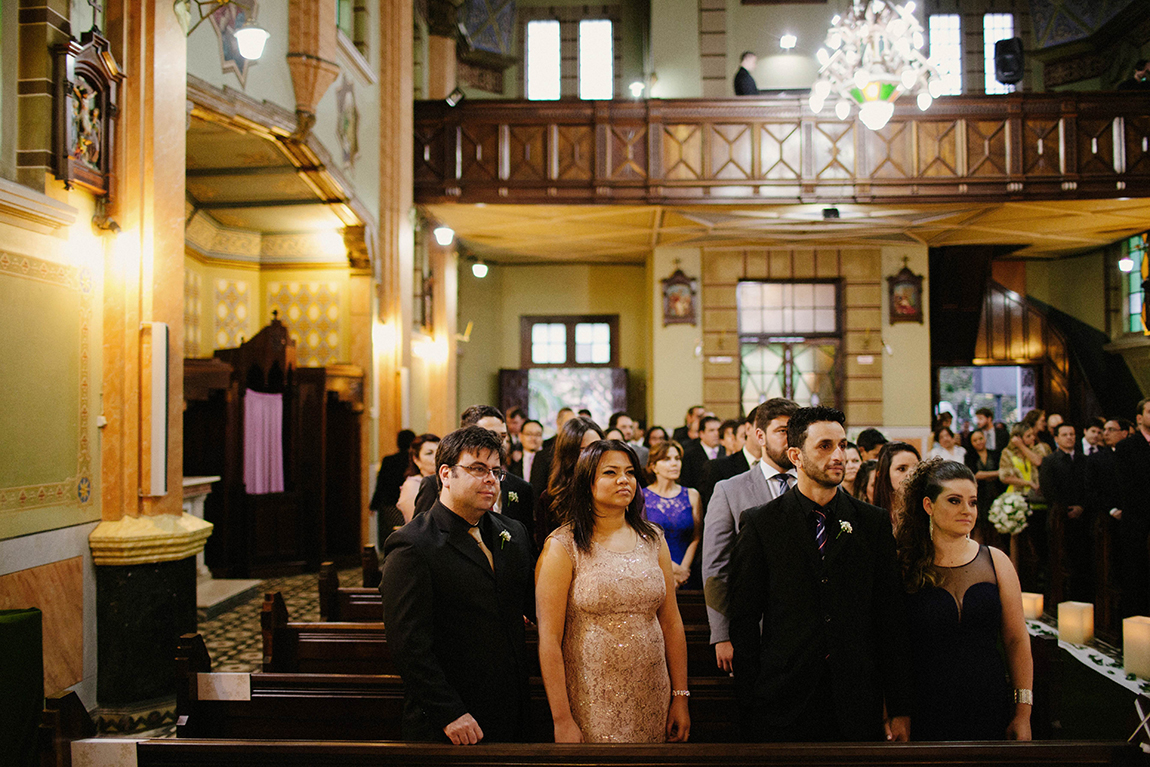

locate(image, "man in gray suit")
(702, 397), (798, 672)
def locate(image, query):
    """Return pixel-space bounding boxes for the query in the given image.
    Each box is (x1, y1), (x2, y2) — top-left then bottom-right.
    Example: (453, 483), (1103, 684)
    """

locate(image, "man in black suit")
(414, 406), (536, 550)
(1116, 398), (1150, 617)
(729, 406), (911, 742)
(708, 407), (762, 487)
(381, 426), (535, 744)
(681, 415), (724, 497)
(734, 51), (760, 95)
(529, 407), (575, 497)
(1040, 422), (1090, 601)
(672, 404), (706, 445)
(964, 407), (1009, 453)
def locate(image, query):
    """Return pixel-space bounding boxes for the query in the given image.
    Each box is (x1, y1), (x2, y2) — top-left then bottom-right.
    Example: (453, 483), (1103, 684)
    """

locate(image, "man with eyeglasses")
(381, 425), (535, 744)
(413, 405), (537, 547)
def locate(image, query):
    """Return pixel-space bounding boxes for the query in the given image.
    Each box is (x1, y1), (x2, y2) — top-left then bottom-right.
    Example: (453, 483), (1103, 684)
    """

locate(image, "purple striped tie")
(776, 474), (790, 497)
(812, 508), (827, 557)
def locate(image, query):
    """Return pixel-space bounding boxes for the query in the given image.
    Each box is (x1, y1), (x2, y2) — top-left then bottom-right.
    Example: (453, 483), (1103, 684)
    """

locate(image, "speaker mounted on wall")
(995, 37), (1025, 85)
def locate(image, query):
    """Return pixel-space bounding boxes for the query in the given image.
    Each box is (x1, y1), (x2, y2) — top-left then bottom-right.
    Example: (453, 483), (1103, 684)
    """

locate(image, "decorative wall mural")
(464, 0), (515, 57)
(336, 78), (359, 169)
(215, 279), (250, 349)
(1029, 0), (1133, 49)
(210, 0), (261, 87)
(267, 281), (341, 366)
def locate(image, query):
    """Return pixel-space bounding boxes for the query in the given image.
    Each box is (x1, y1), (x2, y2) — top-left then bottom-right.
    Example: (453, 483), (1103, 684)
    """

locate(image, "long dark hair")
(546, 416), (605, 517)
(405, 433), (440, 478)
(896, 458), (977, 593)
(873, 441), (922, 516)
(852, 459), (878, 502)
(564, 440), (658, 552)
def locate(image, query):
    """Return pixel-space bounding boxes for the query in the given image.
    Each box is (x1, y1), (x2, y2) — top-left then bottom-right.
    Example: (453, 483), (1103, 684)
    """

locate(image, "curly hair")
(546, 416), (605, 523)
(872, 441), (921, 519)
(895, 457), (977, 593)
(564, 440), (658, 552)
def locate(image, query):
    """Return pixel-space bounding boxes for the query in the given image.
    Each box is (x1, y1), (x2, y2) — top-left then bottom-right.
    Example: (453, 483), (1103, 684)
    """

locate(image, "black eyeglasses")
(452, 464), (506, 481)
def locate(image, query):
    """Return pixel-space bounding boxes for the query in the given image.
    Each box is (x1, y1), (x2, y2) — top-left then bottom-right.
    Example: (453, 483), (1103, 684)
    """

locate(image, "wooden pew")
(177, 633), (741, 743)
(326, 560), (708, 626)
(266, 592), (725, 677)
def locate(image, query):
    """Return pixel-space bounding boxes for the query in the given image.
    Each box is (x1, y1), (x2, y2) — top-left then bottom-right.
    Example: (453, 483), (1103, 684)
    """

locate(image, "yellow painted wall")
(1025, 252), (1107, 332)
(880, 244), (932, 430)
(651, 246), (704, 428)
(650, 0), (702, 98)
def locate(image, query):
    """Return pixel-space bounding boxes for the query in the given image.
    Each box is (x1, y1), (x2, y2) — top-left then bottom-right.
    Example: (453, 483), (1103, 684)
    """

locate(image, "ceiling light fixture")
(1119, 256), (1136, 273)
(433, 226), (454, 246)
(471, 260), (489, 279)
(809, 0), (942, 131)
(780, 34), (797, 50)
(629, 81), (645, 99)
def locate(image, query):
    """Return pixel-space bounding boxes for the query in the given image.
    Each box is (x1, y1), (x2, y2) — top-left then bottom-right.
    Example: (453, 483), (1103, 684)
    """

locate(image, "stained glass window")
(1128, 233), (1148, 334)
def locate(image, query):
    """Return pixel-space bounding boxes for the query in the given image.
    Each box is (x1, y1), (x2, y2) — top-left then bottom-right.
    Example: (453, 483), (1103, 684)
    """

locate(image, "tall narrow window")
(526, 20), (561, 101)
(1127, 233), (1148, 334)
(983, 13), (1015, 94)
(928, 14), (962, 96)
(578, 20), (613, 100)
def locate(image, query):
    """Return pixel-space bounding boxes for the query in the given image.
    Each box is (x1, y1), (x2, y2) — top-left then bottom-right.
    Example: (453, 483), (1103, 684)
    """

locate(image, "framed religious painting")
(887, 259), (924, 324)
(662, 268), (698, 326)
(53, 29), (123, 196)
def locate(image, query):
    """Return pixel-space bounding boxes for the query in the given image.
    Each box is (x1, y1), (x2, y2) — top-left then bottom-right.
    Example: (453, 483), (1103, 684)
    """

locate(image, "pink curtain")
(243, 390), (285, 494)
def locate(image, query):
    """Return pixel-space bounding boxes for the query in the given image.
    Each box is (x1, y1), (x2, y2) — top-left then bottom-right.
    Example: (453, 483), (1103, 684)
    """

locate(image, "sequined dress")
(550, 524), (670, 742)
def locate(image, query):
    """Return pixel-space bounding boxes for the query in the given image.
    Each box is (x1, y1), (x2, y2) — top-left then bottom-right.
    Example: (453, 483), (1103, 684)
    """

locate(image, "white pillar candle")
(1058, 601), (1094, 645)
(1124, 616), (1150, 679)
(1021, 592), (1043, 620)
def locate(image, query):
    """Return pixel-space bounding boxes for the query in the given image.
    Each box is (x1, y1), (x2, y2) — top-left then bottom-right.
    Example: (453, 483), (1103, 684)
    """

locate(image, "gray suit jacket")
(702, 464), (793, 644)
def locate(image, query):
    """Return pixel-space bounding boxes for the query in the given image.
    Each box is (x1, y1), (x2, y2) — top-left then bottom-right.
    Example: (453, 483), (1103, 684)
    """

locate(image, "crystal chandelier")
(809, 0), (944, 131)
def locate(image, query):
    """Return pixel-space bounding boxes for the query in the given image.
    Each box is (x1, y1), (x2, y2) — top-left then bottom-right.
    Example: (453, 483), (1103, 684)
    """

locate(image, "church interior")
(4, 0), (1150, 761)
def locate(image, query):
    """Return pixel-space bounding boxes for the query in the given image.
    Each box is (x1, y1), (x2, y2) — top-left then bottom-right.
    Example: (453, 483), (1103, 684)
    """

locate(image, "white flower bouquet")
(989, 491), (1030, 535)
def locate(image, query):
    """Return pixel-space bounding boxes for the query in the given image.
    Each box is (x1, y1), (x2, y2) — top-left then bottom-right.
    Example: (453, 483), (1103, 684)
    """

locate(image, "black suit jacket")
(734, 66), (760, 96)
(380, 501), (535, 742)
(681, 440), (722, 493)
(1039, 449), (1086, 510)
(1085, 447), (1121, 515)
(729, 487), (911, 741)
(369, 450), (409, 511)
(708, 449), (750, 486)
(1115, 433), (1150, 520)
(529, 436), (556, 497)
(414, 472), (536, 554)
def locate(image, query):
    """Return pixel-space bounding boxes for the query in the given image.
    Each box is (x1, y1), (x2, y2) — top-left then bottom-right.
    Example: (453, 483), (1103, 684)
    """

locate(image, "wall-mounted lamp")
(177, 0), (270, 59)
(779, 33), (797, 50)
(629, 81), (645, 99)
(1119, 256), (1136, 273)
(433, 226), (455, 246)
(471, 260), (489, 279)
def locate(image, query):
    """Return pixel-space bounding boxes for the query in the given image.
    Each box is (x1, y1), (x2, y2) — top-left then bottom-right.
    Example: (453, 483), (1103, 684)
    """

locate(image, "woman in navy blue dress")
(895, 458), (1033, 741)
(641, 440), (701, 589)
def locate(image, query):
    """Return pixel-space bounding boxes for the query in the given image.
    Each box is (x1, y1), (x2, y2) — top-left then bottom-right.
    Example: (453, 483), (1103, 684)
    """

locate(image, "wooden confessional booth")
(184, 315), (364, 577)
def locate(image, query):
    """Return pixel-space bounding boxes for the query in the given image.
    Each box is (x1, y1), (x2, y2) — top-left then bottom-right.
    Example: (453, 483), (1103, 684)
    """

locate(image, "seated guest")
(536, 440), (690, 742)
(853, 459), (879, 503)
(842, 442), (862, 496)
(645, 425), (668, 451)
(396, 433), (440, 523)
(856, 427), (889, 461)
(896, 459), (1032, 741)
(928, 426), (966, 462)
(643, 440), (702, 589)
(729, 406), (911, 742)
(964, 428), (1004, 545)
(536, 416), (605, 551)
(380, 426), (535, 744)
(873, 442), (922, 530)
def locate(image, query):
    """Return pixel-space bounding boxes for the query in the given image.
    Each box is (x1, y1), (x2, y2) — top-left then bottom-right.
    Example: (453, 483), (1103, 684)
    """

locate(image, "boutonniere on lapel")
(507, 491), (519, 505)
(837, 520), (853, 539)
(499, 530), (512, 549)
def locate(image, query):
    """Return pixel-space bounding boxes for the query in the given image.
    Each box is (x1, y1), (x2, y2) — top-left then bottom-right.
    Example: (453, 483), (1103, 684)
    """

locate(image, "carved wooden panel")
(555, 125), (593, 181)
(967, 121), (1009, 177)
(507, 125), (547, 181)
(811, 122), (855, 180)
(916, 121), (959, 177)
(459, 123), (500, 181)
(663, 124), (703, 180)
(863, 120), (913, 179)
(709, 124), (753, 180)
(1125, 115), (1150, 175)
(760, 122), (801, 180)
(608, 125), (647, 180)
(414, 122), (446, 182)
(1022, 119), (1060, 176)
(1077, 119), (1116, 175)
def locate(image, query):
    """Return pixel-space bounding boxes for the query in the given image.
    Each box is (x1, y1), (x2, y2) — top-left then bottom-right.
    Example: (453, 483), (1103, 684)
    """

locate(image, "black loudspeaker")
(995, 37), (1025, 85)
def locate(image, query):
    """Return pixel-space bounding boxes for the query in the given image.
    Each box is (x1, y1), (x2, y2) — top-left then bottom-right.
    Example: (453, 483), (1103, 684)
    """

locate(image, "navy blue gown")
(906, 545), (1013, 740)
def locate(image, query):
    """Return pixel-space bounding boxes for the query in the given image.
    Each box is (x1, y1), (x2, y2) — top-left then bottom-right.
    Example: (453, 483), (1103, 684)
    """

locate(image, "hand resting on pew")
(444, 713), (484, 745)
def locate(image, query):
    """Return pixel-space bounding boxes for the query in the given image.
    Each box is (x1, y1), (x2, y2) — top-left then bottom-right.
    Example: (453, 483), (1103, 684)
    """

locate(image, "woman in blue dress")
(641, 440), (701, 589)
(895, 458), (1033, 741)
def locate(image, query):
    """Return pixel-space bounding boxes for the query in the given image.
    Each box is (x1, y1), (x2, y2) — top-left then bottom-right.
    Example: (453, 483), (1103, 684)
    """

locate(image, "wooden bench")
(176, 633), (740, 743)
(266, 592), (725, 677)
(332, 557), (708, 626)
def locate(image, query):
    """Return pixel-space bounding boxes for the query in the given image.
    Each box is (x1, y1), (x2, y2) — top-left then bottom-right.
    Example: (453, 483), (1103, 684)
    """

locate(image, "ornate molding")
(89, 513), (213, 566)
(0, 177), (78, 233)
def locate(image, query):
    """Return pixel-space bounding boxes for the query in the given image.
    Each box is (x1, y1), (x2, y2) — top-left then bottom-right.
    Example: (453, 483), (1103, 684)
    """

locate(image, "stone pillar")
(378, 0), (415, 448)
(92, 0), (209, 723)
(426, 0), (459, 99)
(426, 239), (458, 434)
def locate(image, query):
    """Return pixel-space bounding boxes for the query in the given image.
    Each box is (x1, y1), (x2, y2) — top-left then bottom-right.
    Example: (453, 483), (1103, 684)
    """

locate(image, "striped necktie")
(776, 474), (790, 497)
(812, 507), (828, 558)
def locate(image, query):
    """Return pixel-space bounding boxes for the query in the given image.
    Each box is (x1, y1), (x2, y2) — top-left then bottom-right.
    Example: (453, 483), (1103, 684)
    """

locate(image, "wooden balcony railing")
(413, 94), (1150, 205)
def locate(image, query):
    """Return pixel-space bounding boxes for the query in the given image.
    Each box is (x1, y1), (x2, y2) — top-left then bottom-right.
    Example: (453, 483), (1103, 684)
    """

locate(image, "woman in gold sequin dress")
(536, 440), (691, 743)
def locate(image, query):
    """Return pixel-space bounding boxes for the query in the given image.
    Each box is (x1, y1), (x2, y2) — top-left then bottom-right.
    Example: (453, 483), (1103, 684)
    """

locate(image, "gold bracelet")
(1014, 688), (1033, 705)
(671, 689), (690, 697)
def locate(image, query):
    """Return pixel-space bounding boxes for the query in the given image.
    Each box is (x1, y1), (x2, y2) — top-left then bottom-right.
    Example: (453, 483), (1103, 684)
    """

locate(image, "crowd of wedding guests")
(367, 396), (1150, 746)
